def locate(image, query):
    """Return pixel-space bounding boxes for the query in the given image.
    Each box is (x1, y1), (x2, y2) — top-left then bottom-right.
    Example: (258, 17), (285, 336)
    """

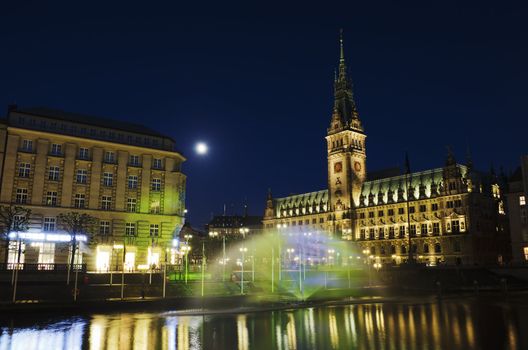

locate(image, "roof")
(208, 215), (263, 228)
(271, 164), (492, 218)
(10, 107), (172, 140)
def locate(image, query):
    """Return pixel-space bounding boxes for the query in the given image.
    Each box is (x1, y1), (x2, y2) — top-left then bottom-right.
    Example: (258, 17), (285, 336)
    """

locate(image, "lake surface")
(1, 295), (527, 350)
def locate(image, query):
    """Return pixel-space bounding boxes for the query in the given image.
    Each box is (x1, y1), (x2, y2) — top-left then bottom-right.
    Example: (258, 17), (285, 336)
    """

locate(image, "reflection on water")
(1, 298), (527, 350)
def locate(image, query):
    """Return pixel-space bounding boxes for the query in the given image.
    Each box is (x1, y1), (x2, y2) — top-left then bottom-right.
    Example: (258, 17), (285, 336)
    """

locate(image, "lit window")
(43, 217), (56, 232)
(46, 191), (58, 206)
(74, 193), (85, 208)
(524, 247), (528, 261)
(31, 242), (55, 269)
(124, 252), (135, 272)
(129, 155), (140, 166)
(153, 158), (163, 169)
(520, 195), (526, 206)
(99, 220), (111, 235)
(150, 201), (161, 214)
(452, 220), (460, 233)
(50, 143), (62, 156)
(76, 169), (88, 184)
(125, 222), (136, 236)
(433, 222), (440, 234)
(103, 172), (113, 186)
(18, 162), (31, 178)
(21, 139), (33, 151)
(7, 241), (25, 270)
(101, 196), (112, 210)
(104, 151), (115, 163)
(96, 246), (110, 272)
(79, 147), (89, 159)
(15, 188), (28, 204)
(48, 166), (60, 181)
(126, 198), (137, 212)
(128, 175), (138, 189)
(150, 224), (159, 237)
(151, 178), (162, 192)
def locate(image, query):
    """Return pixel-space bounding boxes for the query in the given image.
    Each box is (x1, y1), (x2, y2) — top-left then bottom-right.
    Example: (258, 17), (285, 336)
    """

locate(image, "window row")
(27, 166), (165, 192)
(16, 189), (163, 213)
(359, 220), (465, 240)
(19, 140), (166, 169)
(14, 215), (161, 238)
(358, 201), (463, 219)
(366, 241), (460, 256)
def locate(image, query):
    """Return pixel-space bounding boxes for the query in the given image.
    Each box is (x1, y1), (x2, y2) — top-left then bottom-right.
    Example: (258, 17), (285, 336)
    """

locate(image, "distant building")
(0, 106), (186, 271)
(206, 210), (263, 239)
(263, 35), (509, 266)
(506, 155), (528, 264)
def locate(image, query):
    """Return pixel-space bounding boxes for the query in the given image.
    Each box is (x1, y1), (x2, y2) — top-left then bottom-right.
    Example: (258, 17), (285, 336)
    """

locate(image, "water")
(1, 296), (527, 350)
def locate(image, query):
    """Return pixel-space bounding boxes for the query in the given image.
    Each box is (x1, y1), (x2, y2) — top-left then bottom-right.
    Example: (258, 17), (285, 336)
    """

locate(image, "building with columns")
(263, 36), (509, 266)
(0, 106), (186, 271)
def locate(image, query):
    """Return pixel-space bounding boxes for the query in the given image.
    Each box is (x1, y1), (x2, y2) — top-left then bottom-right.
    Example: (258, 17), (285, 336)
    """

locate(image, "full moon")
(195, 142), (208, 155)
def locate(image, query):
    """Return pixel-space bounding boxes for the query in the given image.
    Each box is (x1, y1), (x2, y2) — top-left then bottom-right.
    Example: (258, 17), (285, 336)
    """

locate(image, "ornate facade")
(263, 36), (509, 266)
(0, 106), (187, 271)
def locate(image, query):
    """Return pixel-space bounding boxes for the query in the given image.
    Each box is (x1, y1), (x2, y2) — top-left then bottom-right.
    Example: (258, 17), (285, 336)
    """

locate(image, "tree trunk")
(70, 237), (77, 271)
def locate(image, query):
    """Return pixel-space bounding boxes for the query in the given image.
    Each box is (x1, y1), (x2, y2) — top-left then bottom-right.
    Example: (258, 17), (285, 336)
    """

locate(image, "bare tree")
(58, 212), (97, 274)
(0, 205), (31, 264)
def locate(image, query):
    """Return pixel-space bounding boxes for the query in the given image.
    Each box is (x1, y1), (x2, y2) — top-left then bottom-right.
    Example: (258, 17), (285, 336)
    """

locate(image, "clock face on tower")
(334, 162), (342, 173)
(354, 161), (362, 172)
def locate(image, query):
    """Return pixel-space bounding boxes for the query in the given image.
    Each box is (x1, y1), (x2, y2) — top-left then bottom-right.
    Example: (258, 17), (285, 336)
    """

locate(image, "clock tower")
(325, 32), (367, 238)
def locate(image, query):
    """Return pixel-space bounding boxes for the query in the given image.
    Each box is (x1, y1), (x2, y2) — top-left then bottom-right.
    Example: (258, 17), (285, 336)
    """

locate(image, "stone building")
(0, 106), (186, 271)
(263, 36), (509, 266)
(505, 155), (528, 264)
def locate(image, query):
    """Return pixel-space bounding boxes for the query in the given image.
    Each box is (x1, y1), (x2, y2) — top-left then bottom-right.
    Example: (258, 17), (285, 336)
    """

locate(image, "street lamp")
(286, 248), (295, 263)
(239, 227), (249, 239)
(181, 244), (191, 284)
(239, 247), (248, 294)
(328, 249), (335, 266)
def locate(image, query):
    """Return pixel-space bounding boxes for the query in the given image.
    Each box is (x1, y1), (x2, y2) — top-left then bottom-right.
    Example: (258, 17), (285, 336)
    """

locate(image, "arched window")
(434, 243), (442, 253)
(423, 244), (430, 254)
(401, 245), (407, 254)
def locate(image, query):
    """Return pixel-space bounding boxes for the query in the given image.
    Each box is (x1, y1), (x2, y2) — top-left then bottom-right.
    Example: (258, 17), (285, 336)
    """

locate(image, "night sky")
(1, 1), (527, 229)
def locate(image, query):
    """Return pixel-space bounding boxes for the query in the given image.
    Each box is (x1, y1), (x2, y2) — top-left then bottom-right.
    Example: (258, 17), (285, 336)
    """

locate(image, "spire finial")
(339, 28), (345, 62)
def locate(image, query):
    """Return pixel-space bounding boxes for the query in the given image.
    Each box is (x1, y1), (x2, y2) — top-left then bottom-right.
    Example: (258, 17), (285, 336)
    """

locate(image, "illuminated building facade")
(505, 155), (528, 264)
(0, 106), (186, 271)
(263, 36), (509, 266)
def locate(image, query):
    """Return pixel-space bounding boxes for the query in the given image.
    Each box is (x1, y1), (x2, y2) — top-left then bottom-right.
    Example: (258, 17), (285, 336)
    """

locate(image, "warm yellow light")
(113, 244), (124, 249)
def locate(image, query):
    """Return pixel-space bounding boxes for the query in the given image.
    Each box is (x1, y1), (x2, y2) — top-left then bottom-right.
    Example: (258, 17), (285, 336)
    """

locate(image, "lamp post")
(327, 249), (335, 266)
(183, 234), (192, 284)
(239, 247), (247, 294)
(181, 244), (191, 284)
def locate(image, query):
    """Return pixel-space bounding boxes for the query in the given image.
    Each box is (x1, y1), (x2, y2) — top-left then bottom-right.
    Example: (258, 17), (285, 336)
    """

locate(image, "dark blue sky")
(1, 1), (527, 228)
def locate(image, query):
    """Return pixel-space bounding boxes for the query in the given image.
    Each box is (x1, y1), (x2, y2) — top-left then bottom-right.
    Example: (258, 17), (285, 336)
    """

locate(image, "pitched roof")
(11, 107), (171, 140)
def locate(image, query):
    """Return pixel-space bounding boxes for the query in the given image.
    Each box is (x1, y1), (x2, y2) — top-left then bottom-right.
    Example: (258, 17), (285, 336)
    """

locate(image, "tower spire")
(339, 28), (345, 62)
(331, 29), (361, 131)
(338, 28), (347, 82)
